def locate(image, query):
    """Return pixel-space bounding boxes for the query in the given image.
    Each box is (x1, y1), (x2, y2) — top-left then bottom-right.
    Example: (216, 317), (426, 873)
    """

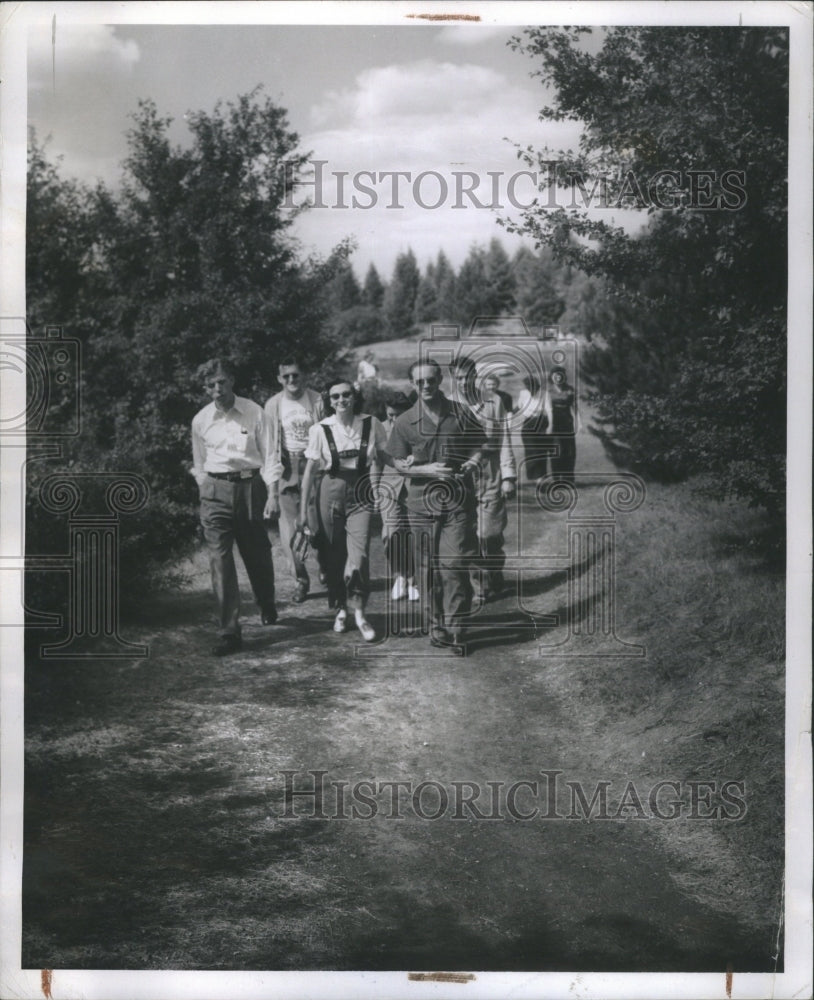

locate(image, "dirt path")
(23, 424), (779, 972)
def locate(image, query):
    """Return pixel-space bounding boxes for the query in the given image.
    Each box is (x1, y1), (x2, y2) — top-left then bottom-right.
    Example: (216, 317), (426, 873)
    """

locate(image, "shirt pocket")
(232, 426), (251, 453)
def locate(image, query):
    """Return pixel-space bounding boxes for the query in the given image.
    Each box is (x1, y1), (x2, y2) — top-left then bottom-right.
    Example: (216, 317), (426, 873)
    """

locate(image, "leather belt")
(208, 469), (260, 482)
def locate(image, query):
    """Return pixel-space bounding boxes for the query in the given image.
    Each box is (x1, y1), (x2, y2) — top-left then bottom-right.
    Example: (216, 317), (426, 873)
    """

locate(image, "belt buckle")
(239, 470), (254, 480)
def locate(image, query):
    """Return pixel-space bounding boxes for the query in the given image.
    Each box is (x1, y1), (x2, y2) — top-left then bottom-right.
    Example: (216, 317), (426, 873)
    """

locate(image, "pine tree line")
(323, 237), (593, 343)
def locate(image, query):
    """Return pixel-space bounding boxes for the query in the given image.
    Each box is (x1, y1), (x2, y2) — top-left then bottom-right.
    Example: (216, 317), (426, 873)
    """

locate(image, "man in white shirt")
(264, 358), (325, 603)
(191, 358), (278, 655)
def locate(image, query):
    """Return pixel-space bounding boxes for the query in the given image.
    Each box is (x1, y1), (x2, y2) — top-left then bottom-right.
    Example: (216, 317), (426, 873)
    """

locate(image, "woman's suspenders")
(322, 417), (372, 475)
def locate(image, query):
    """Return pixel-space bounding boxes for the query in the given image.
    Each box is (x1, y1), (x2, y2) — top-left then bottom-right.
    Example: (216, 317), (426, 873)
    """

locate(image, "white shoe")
(391, 575), (407, 601)
(407, 582), (420, 602)
(333, 609), (347, 633)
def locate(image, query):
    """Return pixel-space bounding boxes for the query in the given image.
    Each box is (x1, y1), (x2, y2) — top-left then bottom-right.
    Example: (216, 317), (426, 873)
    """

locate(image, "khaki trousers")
(199, 474), (276, 636)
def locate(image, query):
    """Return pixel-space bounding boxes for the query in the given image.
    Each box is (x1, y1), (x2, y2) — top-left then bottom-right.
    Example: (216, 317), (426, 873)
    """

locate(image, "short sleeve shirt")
(305, 414), (386, 472)
(386, 396), (485, 512)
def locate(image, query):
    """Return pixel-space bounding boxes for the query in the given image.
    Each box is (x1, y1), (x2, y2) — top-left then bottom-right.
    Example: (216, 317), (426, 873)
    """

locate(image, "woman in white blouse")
(298, 378), (386, 641)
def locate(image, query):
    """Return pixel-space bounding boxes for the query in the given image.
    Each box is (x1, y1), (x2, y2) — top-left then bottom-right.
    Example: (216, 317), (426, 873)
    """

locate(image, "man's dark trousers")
(408, 505), (476, 637)
(199, 473), (275, 636)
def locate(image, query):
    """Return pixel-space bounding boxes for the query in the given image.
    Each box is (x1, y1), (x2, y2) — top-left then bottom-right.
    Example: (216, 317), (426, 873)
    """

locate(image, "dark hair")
(523, 373), (542, 395)
(196, 357), (237, 383)
(550, 366), (568, 384)
(321, 376), (363, 416)
(278, 357), (301, 371)
(453, 353), (476, 376)
(408, 358), (443, 382)
(384, 390), (411, 415)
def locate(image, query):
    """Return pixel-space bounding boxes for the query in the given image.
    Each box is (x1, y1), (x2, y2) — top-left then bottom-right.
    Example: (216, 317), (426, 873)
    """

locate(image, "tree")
(507, 27), (787, 521)
(433, 251), (457, 322)
(326, 258), (362, 313)
(453, 245), (491, 330)
(383, 249), (420, 339)
(361, 263), (385, 308)
(484, 238), (516, 315)
(512, 245), (564, 326)
(26, 91), (345, 610)
(414, 262), (439, 324)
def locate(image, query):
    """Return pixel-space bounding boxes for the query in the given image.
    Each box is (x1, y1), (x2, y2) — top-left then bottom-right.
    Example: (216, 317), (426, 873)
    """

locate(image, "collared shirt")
(191, 395), (275, 486)
(386, 395), (485, 512)
(305, 414), (386, 472)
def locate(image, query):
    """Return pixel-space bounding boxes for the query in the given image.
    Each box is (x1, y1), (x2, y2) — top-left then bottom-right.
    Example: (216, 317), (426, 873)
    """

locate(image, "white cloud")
(312, 61), (526, 127)
(305, 60), (579, 174)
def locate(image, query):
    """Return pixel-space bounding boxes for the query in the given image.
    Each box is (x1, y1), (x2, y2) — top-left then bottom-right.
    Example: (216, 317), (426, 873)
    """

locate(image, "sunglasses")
(280, 373), (301, 381)
(330, 391), (353, 400)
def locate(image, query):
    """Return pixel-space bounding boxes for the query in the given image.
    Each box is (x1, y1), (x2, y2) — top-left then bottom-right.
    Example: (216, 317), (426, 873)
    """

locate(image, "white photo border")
(1, 2), (811, 998)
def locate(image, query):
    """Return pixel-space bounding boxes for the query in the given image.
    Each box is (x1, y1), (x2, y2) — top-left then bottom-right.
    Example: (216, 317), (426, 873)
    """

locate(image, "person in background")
(381, 391), (419, 603)
(388, 359), (485, 649)
(453, 356), (517, 603)
(264, 358), (325, 604)
(544, 365), (577, 480)
(480, 371), (515, 417)
(298, 378), (386, 642)
(517, 372), (549, 482)
(191, 358), (278, 656)
(356, 351), (380, 387)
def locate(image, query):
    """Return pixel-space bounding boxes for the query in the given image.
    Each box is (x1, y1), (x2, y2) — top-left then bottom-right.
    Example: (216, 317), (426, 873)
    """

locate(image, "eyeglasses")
(280, 373), (301, 381)
(330, 391), (353, 400)
(414, 378), (439, 387)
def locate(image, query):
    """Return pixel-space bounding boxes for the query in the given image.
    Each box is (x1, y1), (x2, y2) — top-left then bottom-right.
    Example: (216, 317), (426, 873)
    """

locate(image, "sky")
(27, 19), (592, 279)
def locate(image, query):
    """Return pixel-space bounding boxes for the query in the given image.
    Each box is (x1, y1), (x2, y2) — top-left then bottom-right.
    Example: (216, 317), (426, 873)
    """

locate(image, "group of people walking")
(190, 355), (576, 656)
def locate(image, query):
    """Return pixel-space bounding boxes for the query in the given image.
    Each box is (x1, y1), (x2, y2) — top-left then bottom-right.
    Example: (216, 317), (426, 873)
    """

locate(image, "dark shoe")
(212, 634), (242, 656)
(291, 581), (309, 604)
(261, 606), (278, 626)
(430, 629), (465, 654)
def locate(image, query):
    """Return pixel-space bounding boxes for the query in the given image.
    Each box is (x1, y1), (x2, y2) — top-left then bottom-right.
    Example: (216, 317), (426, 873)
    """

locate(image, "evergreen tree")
(414, 263), (439, 324)
(383, 249), (420, 338)
(327, 258), (362, 312)
(361, 263), (385, 308)
(484, 238), (516, 314)
(433, 250), (457, 322)
(512, 246), (565, 326)
(453, 245), (491, 331)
